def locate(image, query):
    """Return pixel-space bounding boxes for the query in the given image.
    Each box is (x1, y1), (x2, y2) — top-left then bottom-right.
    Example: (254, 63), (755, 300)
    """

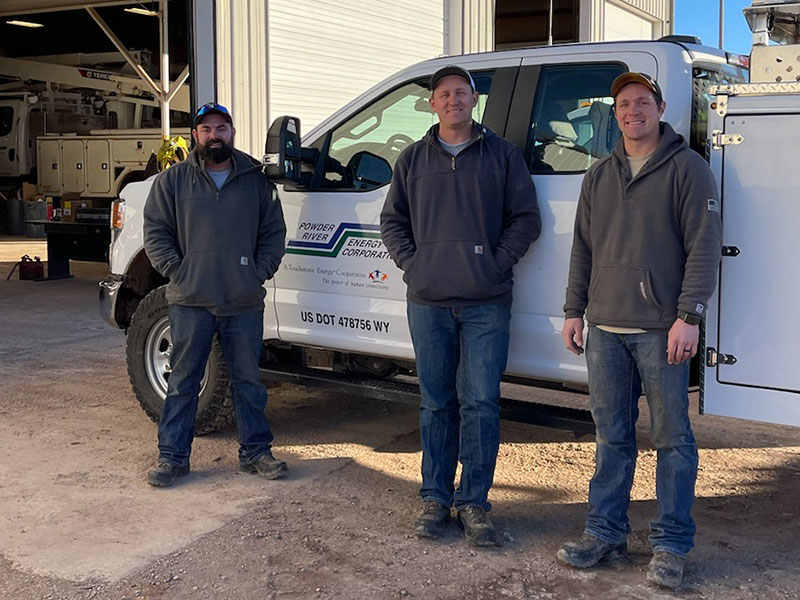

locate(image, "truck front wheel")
(126, 286), (234, 434)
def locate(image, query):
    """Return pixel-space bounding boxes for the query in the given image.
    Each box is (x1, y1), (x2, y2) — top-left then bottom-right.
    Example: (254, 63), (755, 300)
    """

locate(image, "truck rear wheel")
(126, 286), (234, 434)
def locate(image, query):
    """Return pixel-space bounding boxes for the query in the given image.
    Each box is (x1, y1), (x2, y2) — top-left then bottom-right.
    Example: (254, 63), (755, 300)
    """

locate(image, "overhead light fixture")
(6, 20), (45, 28)
(124, 7), (159, 17)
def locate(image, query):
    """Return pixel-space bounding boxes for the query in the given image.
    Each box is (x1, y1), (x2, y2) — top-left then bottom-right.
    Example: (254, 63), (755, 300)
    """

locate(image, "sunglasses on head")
(195, 102), (230, 118)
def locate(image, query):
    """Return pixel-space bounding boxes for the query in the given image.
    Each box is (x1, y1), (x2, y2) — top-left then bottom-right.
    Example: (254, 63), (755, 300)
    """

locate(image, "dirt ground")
(0, 241), (798, 600)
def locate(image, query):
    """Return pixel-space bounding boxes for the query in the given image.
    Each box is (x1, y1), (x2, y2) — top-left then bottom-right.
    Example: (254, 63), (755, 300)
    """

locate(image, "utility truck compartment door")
(38, 139), (61, 193)
(62, 139), (86, 194)
(703, 103), (800, 426)
(86, 140), (111, 194)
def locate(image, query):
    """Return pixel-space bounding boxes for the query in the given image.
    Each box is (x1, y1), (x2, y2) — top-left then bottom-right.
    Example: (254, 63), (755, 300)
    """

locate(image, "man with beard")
(143, 102), (287, 487)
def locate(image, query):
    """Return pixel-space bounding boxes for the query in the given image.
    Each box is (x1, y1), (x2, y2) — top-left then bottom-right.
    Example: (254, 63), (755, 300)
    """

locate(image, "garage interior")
(0, 1), (190, 278)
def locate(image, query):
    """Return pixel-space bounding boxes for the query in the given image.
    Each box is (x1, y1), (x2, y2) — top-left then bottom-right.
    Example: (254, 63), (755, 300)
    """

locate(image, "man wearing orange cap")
(558, 73), (721, 588)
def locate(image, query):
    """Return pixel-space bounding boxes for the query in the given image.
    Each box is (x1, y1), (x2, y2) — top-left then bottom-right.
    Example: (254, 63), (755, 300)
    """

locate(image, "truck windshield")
(0, 106), (13, 138)
(691, 62), (748, 157)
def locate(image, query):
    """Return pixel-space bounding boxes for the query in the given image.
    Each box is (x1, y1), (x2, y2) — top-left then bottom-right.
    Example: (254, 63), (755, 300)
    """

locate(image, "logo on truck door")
(286, 222), (391, 260)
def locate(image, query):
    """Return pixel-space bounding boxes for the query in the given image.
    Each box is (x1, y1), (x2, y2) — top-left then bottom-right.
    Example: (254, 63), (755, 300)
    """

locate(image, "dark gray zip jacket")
(564, 122), (721, 328)
(143, 148), (286, 316)
(380, 123), (541, 307)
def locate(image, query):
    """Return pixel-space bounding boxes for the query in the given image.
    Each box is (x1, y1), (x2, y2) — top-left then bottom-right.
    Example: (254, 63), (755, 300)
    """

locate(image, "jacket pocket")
(168, 250), (265, 308)
(405, 240), (509, 302)
(588, 266), (663, 323)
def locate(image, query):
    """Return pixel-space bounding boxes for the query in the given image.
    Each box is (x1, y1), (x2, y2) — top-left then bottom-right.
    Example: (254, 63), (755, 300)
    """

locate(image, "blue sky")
(674, 0), (753, 54)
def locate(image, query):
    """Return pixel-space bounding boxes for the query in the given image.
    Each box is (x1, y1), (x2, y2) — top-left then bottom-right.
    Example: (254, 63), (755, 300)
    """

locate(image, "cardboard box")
(22, 182), (38, 202)
(60, 193), (97, 223)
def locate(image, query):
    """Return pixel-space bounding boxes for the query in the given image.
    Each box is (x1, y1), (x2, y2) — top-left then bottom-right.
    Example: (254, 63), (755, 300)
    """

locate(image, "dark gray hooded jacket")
(380, 123), (541, 307)
(143, 148), (286, 316)
(564, 122), (721, 328)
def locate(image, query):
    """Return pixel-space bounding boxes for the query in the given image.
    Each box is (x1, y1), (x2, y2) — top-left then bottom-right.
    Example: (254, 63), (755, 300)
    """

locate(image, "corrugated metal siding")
(619, 0), (670, 21)
(216, 0), (268, 158)
(462, 0), (494, 53)
(585, 0), (673, 41)
(269, 0), (445, 132)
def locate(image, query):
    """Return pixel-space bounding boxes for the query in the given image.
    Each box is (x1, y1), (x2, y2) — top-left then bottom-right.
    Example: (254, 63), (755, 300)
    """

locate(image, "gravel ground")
(0, 253), (798, 600)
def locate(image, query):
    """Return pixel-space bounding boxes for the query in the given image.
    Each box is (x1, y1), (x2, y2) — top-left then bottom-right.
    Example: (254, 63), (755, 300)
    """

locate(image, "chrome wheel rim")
(144, 316), (209, 400)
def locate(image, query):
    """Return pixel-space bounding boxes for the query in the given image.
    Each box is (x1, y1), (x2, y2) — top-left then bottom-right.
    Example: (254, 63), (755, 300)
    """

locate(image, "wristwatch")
(677, 311), (702, 325)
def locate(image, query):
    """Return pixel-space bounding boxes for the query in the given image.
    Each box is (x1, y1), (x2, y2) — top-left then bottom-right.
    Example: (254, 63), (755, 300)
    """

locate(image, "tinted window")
(691, 63), (748, 157)
(322, 71), (494, 189)
(0, 106), (13, 137)
(528, 63), (626, 173)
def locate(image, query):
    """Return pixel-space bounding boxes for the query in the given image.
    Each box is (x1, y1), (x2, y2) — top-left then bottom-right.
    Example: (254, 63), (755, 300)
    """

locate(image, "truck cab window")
(0, 107), (13, 137)
(320, 71), (494, 190)
(691, 63), (748, 158)
(528, 63), (625, 174)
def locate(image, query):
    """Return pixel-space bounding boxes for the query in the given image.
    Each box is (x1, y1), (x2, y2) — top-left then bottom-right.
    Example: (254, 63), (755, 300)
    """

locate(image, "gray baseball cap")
(430, 65), (476, 92)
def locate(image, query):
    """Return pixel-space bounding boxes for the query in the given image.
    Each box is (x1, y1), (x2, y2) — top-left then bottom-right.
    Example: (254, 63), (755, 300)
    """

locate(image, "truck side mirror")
(263, 116), (302, 185)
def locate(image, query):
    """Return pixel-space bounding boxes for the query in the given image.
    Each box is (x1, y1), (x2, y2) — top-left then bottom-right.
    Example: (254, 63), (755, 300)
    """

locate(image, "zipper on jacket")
(451, 156), (456, 171)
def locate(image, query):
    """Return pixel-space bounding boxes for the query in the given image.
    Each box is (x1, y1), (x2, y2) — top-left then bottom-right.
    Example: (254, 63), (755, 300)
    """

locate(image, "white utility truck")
(0, 53), (189, 199)
(700, 0), (800, 426)
(99, 6), (799, 433)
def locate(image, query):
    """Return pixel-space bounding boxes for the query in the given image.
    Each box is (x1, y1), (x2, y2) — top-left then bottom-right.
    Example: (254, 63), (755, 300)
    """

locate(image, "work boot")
(413, 500), (450, 539)
(647, 551), (686, 589)
(147, 462), (190, 487)
(557, 534), (627, 568)
(239, 450), (288, 479)
(457, 506), (498, 547)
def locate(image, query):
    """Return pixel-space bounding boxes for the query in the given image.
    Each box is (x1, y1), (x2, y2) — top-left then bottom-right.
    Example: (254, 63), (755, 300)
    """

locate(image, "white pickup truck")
(99, 34), (800, 433)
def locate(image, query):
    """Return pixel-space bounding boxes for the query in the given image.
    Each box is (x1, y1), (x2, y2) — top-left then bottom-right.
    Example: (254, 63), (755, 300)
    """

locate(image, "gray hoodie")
(564, 122), (721, 329)
(381, 123), (541, 307)
(143, 148), (286, 316)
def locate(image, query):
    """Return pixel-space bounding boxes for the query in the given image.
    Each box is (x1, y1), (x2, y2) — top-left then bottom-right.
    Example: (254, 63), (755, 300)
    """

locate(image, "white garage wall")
(268, 0), (446, 133)
(580, 0), (672, 42)
(216, 0), (269, 159)
(604, 2), (654, 40)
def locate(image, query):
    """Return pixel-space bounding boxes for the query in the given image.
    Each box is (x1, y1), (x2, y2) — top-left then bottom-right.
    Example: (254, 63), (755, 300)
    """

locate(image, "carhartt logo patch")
(240, 256), (249, 266)
(474, 245), (484, 255)
(707, 198), (720, 213)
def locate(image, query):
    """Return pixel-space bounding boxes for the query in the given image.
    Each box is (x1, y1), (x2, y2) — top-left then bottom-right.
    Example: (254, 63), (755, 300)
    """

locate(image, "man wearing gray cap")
(381, 65), (540, 547)
(558, 72), (721, 588)
(143, 102), (287, 487)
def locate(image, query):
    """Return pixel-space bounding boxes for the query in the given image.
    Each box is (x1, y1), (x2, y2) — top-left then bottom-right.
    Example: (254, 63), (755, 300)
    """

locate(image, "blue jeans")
(158, 305), (274, 467)
(407, 301), (511, 511)
(584, 326), (698, 556)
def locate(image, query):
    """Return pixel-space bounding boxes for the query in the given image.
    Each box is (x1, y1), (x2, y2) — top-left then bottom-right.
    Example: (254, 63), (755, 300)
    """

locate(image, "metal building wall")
(580, 0), (674, 42)
(268, 0), (447, 133)
(623, 0), (672, 20)
(215, 0), (268, 159)
(446, 0), (494, 55)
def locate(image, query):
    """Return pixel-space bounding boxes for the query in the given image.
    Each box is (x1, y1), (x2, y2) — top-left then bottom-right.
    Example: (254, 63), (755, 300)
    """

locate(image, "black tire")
(126, 285), (234, 434)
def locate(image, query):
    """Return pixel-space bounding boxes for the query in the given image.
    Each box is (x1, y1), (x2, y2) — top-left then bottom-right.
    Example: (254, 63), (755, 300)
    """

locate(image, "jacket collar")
(187, 147), (262, 180)
(612, 122), (687, 175)
(424, 121), (491, 148)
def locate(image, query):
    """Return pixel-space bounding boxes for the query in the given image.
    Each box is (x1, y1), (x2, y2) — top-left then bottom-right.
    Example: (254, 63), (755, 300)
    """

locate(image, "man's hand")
(667, 319), (700, 365)
(562, 317), (585, 356)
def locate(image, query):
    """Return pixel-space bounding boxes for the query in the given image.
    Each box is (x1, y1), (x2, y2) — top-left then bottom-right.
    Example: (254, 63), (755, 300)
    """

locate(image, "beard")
(198, 138), (234, 164)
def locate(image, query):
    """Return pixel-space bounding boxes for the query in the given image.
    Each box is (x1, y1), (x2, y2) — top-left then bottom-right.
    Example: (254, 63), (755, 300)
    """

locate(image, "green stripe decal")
(285, 230), (382, 257)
